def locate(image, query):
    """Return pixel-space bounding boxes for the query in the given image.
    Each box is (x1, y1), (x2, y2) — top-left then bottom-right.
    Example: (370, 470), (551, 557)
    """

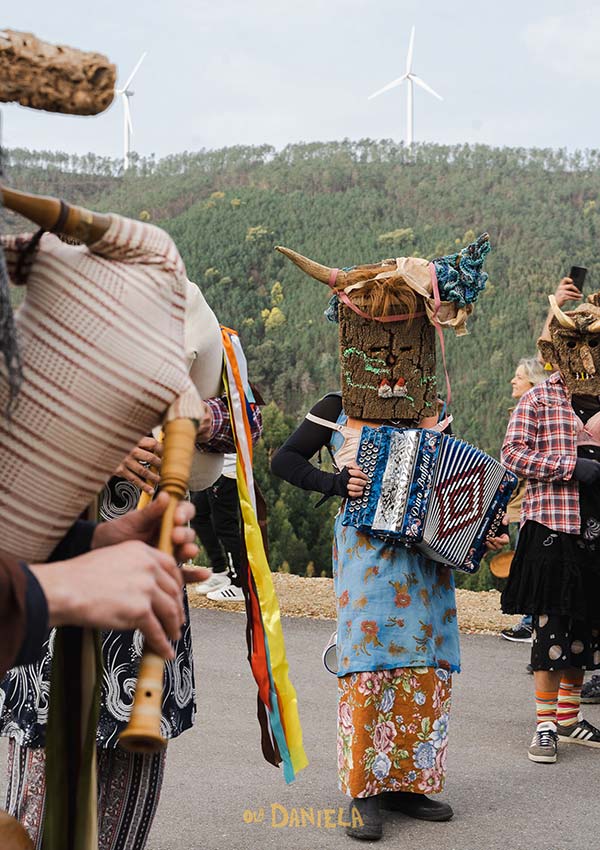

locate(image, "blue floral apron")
(331, 414), (460, 676)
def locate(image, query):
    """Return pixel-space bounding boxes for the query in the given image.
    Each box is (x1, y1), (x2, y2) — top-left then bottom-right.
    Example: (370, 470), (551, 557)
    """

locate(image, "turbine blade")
(406, 26), (415, 74)
(411, 74), (443, 101)
(121, 51), (147, 92)
(368, 74), (408, 100)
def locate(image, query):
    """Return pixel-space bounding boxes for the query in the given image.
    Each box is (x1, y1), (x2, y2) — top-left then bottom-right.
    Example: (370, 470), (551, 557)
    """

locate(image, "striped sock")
(535, 690), (558, 728)
(557, 675), (584, 728)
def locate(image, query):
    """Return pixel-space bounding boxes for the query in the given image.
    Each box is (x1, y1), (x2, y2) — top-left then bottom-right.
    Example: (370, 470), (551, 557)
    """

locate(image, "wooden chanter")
(119, 418), (197, 753)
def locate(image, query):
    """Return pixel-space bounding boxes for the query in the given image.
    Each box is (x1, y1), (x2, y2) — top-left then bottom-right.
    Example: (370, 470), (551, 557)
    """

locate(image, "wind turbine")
(115, 52), (147, 170)
(368, 26), (442, 148)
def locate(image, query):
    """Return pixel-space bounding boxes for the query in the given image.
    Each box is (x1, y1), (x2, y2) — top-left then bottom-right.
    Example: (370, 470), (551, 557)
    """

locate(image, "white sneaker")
(194, 572), (231, 596)
(206, 584), (245, 602)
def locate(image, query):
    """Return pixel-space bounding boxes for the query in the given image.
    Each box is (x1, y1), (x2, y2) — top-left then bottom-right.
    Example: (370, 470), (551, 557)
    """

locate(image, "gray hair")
(518, 356), (547, 387)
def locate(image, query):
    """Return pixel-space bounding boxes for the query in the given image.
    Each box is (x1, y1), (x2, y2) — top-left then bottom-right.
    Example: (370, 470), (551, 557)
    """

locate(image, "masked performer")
(272, 236), (495, 841)
(502, 292), (600, 763)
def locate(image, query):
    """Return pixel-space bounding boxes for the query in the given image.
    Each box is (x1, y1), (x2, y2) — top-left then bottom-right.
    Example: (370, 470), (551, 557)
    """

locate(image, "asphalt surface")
(2, 609), (600, 850)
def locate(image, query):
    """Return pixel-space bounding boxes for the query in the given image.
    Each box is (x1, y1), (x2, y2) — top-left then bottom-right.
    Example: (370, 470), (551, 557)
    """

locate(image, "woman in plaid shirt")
(501, 291), (600, 764)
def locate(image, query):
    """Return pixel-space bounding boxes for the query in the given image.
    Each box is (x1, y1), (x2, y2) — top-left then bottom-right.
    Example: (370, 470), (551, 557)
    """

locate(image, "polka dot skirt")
(531, 614), (600, 671)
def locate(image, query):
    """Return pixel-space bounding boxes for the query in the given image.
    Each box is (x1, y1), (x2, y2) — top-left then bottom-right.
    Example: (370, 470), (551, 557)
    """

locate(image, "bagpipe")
(0, 184), (205, 850)
(0, 30), (121, 850)
(0, 193), (307, 850)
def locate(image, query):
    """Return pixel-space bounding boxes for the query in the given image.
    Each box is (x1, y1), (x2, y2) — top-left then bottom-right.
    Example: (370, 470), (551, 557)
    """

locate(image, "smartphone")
(569, 265), (587, 292)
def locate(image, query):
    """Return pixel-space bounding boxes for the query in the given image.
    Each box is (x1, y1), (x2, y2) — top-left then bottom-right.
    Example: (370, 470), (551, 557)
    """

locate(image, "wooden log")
(0, 29), (115, 115)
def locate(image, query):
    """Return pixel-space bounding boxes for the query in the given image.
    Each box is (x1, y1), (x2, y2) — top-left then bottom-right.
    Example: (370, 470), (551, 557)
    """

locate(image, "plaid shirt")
(196, 396), (263, 453)
(501, 372), (579, 534)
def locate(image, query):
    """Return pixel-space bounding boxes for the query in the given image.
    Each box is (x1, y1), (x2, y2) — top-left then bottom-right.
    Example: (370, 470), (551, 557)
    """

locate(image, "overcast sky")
(3, 1), (600, 160)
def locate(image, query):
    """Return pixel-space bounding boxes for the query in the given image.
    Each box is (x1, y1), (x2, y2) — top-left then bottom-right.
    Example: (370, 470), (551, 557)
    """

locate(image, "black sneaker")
(501, 624), (533, 643)
(581, 675), (600, 704)
(557, 718), (600, 748)
(527, 723), (558, 763)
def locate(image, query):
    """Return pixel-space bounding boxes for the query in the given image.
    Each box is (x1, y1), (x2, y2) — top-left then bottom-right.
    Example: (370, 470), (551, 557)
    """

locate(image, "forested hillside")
(5, 140), (600, 582)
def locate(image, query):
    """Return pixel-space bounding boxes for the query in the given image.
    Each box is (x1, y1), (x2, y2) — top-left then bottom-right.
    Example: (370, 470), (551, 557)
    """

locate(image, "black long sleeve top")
(270, 394), (350, 497)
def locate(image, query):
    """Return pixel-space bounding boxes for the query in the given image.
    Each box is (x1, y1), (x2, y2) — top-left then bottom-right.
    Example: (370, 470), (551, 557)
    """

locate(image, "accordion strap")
(307, 411), (453, 434)
(305, 412), (345, 432)
(433, 415), (453, 433)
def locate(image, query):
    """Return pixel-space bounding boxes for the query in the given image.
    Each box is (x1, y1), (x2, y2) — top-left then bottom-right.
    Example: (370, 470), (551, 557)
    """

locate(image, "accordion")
(342, 426), (517, 573)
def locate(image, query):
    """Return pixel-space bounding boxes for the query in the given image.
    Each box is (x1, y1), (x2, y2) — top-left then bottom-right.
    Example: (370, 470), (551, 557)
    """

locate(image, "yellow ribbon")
(221, 328), (307, 777)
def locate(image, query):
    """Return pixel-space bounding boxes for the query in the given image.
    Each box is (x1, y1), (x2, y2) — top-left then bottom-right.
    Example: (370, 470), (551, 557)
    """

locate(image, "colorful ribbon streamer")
(221, 327), (307, 782)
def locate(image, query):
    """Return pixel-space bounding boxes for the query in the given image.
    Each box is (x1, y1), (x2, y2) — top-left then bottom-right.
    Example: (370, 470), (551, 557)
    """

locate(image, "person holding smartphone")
(540, 267), (586, 343)
(501, 275), (600, 764)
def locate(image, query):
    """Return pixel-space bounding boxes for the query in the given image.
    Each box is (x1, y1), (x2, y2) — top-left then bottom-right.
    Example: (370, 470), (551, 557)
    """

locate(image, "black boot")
(380, 790), (453, 821)
(346, 796), (383, 841)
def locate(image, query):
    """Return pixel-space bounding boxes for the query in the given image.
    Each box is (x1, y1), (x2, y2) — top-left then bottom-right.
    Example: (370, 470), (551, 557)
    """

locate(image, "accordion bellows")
(0, 216), (206, 562)
(343, 426), (517, 573)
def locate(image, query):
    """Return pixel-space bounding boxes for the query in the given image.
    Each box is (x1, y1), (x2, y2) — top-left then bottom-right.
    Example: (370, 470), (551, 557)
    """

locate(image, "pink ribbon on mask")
(429, 262), (452, 407)
(327, 265), (452, 410)
(327, 268), (426, 323)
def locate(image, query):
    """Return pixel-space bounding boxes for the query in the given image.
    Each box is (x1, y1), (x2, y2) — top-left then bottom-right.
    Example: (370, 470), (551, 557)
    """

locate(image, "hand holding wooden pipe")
(92, 490), (200, 566)
(31, 541), (186, 661)
(0, 185), (110, 243)
(116, 436), (164, 495)
(119, 418), (198, 754)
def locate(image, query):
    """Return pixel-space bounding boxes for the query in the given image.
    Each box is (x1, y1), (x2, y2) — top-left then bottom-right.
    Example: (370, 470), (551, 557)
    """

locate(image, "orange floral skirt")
(337, 666), (452, 798)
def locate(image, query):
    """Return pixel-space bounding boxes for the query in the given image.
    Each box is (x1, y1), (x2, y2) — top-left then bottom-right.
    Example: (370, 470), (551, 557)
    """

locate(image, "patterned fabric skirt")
(531, 614), (600, 672)
(337, 666), (452, 798)
(5, 741), (166, 850)
(333, 517), (460, 677)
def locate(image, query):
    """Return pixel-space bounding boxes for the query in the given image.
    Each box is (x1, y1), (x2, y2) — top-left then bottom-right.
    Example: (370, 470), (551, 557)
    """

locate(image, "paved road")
(2, 610), (599, 849)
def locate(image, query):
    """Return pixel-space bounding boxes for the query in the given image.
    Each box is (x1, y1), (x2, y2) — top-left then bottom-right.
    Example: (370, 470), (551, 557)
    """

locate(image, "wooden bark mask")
(339, 300), (436, 420)
(539, 294), (600, 396)
(276, 235), (491, 422)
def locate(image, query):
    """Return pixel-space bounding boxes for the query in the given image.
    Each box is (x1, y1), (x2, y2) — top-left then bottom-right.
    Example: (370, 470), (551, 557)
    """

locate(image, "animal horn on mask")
(586, 317), (600, 333)
(275, 246), (346, 289)
(548, 294), (577, 329)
